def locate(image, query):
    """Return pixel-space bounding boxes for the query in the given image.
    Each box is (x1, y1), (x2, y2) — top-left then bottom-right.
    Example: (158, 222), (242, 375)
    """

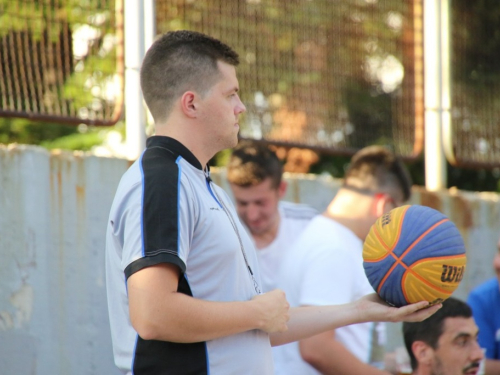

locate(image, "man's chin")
(226, 135), (239, 150)
(249, 227), (264, 235)
(248, 225), (267, 236)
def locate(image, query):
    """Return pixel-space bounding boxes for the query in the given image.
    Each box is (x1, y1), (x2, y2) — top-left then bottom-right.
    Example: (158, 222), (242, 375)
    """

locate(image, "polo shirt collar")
(146, 136), (203, 170)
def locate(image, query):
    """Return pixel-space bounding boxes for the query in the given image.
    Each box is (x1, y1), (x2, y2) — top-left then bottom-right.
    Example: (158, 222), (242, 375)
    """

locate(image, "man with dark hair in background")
(227, 141), (317, 292)
(402, 297), (484, 375)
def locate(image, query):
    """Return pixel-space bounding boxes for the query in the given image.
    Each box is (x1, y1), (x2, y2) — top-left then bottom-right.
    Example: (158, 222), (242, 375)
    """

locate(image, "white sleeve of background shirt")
(299, 241), (360, 306)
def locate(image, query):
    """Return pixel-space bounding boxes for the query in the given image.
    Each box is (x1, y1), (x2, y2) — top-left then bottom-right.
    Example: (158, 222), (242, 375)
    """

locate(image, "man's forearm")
(270, 304), (358, 346)
(131, 291), (266, 343)
(270, 294), (441, 347)
(128, 264), (289, 343)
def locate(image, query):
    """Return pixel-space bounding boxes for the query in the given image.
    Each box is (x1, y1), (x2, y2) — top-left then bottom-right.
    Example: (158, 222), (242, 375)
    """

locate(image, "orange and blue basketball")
(363, 205), (467, 307)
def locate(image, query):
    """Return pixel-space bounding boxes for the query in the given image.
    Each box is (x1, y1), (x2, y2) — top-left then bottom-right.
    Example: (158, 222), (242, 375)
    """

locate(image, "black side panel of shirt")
(131, 141), (208, 374)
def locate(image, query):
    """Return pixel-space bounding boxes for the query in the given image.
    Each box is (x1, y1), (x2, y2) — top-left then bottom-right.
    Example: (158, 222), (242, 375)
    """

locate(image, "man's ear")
(278, 180), (287, 199)
(373, 193), (393, 217)
(180, 91), (198, 118)
(411, 341), (434, 367)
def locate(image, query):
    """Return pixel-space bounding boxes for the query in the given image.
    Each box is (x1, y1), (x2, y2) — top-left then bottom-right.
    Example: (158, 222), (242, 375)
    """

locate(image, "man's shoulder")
(279, 201), (318, 221)
(112, 160), (143, 203)
(469, 278), (500, 303)
(290, 215), (355, 253)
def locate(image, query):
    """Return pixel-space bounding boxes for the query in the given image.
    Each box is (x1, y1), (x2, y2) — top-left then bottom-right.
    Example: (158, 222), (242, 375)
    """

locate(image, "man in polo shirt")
(105, 30), (441, 375)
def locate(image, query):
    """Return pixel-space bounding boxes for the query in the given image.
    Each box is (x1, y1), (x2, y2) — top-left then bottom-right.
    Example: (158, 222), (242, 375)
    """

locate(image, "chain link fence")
(156, 0), (424, 158)
(449, 0), (500, 168)
(3, 0), (498, 166)
(0, 0), (123, 125)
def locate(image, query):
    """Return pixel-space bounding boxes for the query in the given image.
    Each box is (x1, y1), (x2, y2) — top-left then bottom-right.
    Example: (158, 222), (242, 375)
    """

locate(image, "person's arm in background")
(298, 329), (391, 375)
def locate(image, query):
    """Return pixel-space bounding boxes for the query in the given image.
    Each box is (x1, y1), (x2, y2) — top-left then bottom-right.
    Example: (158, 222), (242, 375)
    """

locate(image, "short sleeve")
(468, 289), (496, 358)
(123, 152), (194, 278)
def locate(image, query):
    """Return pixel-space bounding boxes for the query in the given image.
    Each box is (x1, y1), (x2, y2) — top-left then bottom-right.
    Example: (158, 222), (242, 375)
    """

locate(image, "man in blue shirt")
(468, 236), (500, 375)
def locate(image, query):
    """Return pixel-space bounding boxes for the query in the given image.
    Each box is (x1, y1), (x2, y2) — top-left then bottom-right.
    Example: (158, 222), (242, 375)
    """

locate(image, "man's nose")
(246, 205), (259, 220)
(235, 96), (246, 114)
(471, 341), (485, 362)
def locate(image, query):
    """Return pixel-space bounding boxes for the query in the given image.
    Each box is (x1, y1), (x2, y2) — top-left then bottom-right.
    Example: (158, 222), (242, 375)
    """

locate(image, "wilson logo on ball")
(381, 213), (391, 227)
(440, 265), (465, 283)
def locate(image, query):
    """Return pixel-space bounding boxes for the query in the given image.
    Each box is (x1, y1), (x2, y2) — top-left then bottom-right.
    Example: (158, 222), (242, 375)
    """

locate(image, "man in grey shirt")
(105, 30), (441, 375)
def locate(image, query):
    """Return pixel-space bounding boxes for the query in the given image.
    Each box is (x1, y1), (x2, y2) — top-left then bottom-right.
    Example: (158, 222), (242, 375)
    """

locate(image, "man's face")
(428, 317), (484, 375)
(494, 237), (500, 285)
(198, 61), (246, 151)
(230, 178), (285, 236)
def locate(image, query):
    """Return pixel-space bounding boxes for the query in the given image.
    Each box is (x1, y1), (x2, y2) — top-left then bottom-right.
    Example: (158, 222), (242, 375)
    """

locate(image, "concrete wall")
(1, 145), (499, 374)
(0, 145), (129, 375)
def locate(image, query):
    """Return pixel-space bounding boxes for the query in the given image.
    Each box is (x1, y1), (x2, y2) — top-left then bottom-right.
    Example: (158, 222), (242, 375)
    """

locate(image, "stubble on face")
(205, 61), (245, 153)
(429, 318), (483, 375)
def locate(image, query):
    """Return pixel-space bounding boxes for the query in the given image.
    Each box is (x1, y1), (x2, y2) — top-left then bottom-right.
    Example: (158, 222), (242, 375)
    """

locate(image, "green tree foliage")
(0, 118), (76, 145)
(1, 0), (499, 192)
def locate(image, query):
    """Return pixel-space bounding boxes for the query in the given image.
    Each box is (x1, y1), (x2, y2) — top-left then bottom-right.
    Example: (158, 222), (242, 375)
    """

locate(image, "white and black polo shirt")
(106, 136), (273, 374)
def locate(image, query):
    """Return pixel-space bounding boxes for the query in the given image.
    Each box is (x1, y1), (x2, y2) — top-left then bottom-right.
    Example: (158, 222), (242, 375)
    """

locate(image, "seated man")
(403, 297), (484, 375)
(467, 235), (500, 375)
(227, 141), (317, 292)
(273, 146), (412, 374)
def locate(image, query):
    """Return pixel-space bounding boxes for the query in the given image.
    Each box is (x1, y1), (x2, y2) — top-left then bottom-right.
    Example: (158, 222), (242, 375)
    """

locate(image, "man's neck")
(155, 121), (213, 167)
(322, 188), (374, 240)
(410, 368), (426, 375)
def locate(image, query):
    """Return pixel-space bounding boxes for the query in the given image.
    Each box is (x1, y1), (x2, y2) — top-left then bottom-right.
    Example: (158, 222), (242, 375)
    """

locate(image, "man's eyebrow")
(224, 86), (239, 95)
(453, 332), (474, 341)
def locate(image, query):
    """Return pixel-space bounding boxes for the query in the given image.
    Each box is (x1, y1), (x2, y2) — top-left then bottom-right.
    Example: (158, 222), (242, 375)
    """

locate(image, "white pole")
(124, 0), (146, 160)
(423, 0), (448, 191)
(143, 0), (156, 132)
(144, 0), (156, 50)
(440, 0), (456, 166)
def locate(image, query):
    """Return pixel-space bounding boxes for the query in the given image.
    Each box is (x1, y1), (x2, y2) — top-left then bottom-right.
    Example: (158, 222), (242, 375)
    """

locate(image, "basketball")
(363, 205), (467, 307)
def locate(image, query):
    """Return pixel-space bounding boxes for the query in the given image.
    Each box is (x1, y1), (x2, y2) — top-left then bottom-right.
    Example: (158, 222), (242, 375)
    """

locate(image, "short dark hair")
(402, 297), (473, 370)
(140, 30), (239, 123)
(227, 141), (283, 188)
(343, 145), (412, 202)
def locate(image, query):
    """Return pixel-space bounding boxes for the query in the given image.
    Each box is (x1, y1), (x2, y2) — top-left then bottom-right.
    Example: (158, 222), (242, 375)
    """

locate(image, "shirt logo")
(496, 328), (500, 342)
(210, 207), (220, 211)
